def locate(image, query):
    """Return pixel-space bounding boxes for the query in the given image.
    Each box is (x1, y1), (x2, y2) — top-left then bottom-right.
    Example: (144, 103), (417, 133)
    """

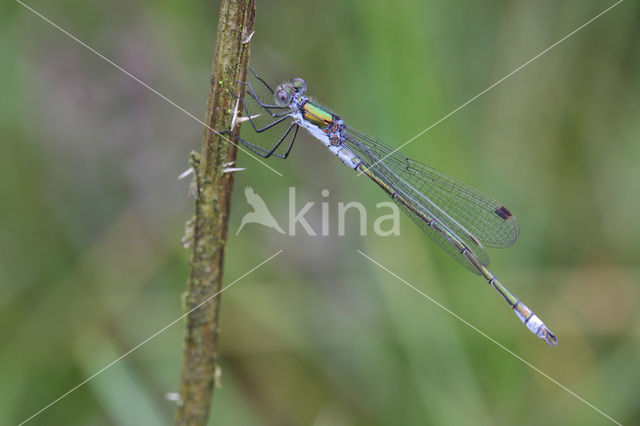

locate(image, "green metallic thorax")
(302, 101), (334, 128)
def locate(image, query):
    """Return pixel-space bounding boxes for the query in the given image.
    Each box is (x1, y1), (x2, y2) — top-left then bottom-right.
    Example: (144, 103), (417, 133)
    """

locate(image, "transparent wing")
(346, 127), (519, 248)
(344, 126), (520, 273)
(392, 189), (487, 275)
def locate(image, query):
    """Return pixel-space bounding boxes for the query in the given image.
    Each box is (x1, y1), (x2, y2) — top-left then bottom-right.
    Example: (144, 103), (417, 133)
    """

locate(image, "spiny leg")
(230, 89), (292, 133)
(235, 81), (282, 110)
(217, 130), (277, 158)
(263, 122), (298, 158)
(249, 67), (275, 94)
(248, 114), (290, 133)
(279, 124), (299, 159)
(228, 86), (290, 141)
(223, 71), (299, 159)
(237, 85), (291, 117)
(217, 121), (297, 159)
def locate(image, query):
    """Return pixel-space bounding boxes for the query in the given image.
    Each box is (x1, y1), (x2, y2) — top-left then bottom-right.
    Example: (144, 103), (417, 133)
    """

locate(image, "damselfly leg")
(217, 70), (301, 158)
(235, 81), (287, 115)
(249, 67), (275, 94)
(217, 109), (299, 158)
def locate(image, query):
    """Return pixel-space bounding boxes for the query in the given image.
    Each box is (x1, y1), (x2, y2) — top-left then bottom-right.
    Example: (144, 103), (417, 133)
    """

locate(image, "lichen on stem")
(174, 1), (255, 424)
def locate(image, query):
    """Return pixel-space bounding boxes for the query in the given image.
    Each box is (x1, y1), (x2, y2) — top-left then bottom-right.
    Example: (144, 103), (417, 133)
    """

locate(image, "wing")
(344, 127), (520, 274)
(346, 127), (519, 248)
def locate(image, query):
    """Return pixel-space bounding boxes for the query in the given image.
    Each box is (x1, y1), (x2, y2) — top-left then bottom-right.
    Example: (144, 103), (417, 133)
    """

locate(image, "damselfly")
(222, 70), (558, 346)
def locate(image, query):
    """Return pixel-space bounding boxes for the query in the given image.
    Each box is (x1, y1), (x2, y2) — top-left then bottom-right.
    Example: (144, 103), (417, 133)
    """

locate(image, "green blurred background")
(2, 0), (639, 424)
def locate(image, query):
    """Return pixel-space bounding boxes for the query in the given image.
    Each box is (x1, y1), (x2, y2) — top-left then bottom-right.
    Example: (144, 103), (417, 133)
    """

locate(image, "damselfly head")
(291, 78), (307, 94)
(274, 85), (293, 107)
(274, 78), (307, 107)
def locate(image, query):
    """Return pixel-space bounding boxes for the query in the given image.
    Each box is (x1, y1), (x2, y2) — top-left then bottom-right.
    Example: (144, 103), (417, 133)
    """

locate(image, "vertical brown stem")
(175, 1), (255, 424)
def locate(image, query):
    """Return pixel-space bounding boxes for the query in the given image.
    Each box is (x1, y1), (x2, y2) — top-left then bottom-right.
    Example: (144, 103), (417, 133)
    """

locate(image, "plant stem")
(175, 1), (255, 424)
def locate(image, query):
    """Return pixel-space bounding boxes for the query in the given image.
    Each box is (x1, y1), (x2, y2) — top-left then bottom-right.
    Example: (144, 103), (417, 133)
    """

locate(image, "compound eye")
(292, 78), (306, 94)
(274, 87), (292, 107)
